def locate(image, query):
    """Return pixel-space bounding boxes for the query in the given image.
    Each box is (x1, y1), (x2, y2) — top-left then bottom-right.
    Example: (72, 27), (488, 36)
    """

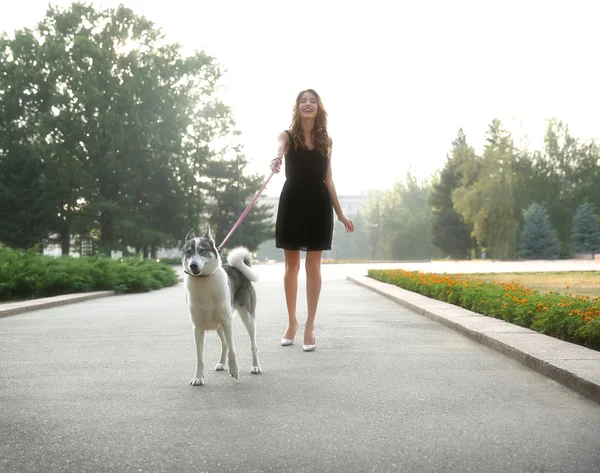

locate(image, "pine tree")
(571, 202), (600, 255)
(540, 119), (585, 254)
(202, 152), (274, 253)
(430, 129), (476, 259)
(518, 203), (561, 259)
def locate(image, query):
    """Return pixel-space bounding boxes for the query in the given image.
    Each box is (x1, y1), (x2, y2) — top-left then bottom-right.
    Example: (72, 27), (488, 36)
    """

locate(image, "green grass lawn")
(468, 272), (600, 298)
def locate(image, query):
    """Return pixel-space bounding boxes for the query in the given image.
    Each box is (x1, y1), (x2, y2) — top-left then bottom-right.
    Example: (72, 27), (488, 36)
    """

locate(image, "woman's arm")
(324, 143), (355, 233)
(270, 131), (290, 173)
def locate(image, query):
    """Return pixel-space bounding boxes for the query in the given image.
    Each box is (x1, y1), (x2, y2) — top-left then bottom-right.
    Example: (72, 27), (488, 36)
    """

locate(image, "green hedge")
(0, 247), (179, 302)
(368, 269), (600, 348)
(158, 257), (182, 265)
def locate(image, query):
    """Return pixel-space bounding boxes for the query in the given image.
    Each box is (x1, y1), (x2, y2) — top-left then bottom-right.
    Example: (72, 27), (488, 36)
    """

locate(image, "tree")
(453, 119), (520, 259)
(0, 3), (273, 254)
(518, 203), (561, 259)
(365, 190), (385, 260)
(535, 118), (591, 254)
(389, 172), (439, 260)
(571, 202), (600, 255)
(202, 152), (274, 253)
(365, 171), (440, 260)
(0, 27), (62, 249)
(331, 210), (368, 260)
(0, 153), (57, 250)
(430, 129), (477, 259)
(572, 142), (600, 224)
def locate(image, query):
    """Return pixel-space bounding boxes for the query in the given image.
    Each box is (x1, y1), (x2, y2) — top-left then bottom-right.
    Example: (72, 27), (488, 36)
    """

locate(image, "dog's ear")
(205, 225), (214, 243)
(185, 229), (196, 241)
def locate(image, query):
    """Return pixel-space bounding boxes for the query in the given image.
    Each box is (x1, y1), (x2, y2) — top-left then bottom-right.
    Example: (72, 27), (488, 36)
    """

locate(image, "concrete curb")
(1, 277), (185, 319)
(0, 291), (117, 318)
(348, 275), (600, 404)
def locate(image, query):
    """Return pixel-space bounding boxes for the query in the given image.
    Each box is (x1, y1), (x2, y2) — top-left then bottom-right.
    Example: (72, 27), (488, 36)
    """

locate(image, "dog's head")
(182, 227), (221, 277)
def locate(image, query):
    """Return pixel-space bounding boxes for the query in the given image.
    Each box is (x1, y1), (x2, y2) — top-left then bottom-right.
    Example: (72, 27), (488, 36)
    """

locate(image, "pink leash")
(216, 168), (277, 251)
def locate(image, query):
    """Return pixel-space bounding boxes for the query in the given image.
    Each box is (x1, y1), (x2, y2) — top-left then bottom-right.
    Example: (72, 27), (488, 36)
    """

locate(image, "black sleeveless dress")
(275, 130), (333, 251)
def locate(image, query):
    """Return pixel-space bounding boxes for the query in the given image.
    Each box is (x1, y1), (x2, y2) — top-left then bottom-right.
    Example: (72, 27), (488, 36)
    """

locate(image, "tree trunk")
(99, 211), (113, 249)
(60, 232), (70, 256)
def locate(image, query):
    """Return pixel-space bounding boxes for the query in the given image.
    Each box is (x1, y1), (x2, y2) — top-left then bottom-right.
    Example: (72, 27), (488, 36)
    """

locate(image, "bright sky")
(2, 0), (600, 196)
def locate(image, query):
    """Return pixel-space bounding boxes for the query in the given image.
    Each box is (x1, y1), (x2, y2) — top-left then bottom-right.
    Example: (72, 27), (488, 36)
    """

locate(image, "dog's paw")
(228, 363), (239, 380)
(215, 363), (227, 371)
(190, 377), (205, 386)
(251, 365), (261, 374)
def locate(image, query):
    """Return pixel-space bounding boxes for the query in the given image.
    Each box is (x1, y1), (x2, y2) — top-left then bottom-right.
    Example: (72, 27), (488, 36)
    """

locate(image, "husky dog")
(182, 227), (261, 386)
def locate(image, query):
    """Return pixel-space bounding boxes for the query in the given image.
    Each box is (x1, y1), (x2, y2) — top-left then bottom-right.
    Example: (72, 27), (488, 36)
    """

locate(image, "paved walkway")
(350, 276), (600, 403)
(1, 267), (600, 472)
(0, 291), (115, 318)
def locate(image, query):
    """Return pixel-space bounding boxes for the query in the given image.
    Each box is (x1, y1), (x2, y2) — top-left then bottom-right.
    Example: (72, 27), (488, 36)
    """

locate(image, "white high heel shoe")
(280, 325), (298, 346)
(302, 330), (316, 352)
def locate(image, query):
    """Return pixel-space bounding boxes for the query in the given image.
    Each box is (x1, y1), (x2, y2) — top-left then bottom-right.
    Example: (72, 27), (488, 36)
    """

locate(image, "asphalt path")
(1, 264), (600, 472)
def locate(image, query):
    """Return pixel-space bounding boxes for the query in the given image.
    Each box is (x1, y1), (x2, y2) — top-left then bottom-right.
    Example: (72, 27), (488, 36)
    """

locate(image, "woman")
(270, 89), (354, 351)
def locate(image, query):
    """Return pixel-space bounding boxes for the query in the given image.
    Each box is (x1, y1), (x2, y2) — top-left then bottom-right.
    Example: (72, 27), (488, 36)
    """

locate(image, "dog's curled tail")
(227, 247), (259, 282)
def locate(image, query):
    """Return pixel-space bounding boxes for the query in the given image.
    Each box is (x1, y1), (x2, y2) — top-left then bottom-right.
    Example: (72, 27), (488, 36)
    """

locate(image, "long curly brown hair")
(290, 89), (331, 158)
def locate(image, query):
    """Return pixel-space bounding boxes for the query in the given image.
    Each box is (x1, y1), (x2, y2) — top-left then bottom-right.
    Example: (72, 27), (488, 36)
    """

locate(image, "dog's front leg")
(190, 325), (206, 386)
(215, 325), (228, 371)
(221, 319), (239, 380)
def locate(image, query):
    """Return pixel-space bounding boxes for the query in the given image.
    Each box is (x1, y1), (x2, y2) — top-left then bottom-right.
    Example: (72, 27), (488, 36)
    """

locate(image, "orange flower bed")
(368, 269), (600, 348)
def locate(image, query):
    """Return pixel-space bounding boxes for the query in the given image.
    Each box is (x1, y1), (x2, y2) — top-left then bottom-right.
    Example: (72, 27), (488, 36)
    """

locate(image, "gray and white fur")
(182, 227), (260, 385)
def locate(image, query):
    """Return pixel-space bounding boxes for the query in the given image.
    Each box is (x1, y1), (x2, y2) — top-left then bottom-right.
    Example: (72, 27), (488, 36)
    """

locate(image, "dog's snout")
(189, 262), (199, 270)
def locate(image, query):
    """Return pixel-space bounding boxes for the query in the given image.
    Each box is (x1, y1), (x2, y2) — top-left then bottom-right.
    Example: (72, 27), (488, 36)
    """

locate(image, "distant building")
(338, 193), (368, 217)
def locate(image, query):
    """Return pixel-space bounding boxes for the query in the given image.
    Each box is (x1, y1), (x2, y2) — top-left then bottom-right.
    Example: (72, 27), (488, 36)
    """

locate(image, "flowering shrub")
(368, 269), (600, 348)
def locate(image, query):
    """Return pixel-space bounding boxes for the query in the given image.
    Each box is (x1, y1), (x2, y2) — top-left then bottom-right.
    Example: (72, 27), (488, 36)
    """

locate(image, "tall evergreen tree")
(573, 142), (600, 222)
(430, 129), (477, 259)
(518, 203), (561, 259)
(571, 202), (600, 255)
(539, 118), (589, 254)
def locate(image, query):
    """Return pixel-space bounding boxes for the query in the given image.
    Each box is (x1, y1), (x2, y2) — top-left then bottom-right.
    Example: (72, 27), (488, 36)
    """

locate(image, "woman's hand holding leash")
(270, 157), (282, 173)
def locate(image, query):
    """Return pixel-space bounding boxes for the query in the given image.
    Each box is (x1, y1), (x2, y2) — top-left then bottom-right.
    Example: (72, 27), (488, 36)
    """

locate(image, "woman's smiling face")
(298, 91), (318, 119)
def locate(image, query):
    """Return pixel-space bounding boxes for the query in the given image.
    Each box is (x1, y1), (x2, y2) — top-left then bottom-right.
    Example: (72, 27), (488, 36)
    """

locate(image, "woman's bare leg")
(304, 250), (322, 345)
(282, 250), (301, 340)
